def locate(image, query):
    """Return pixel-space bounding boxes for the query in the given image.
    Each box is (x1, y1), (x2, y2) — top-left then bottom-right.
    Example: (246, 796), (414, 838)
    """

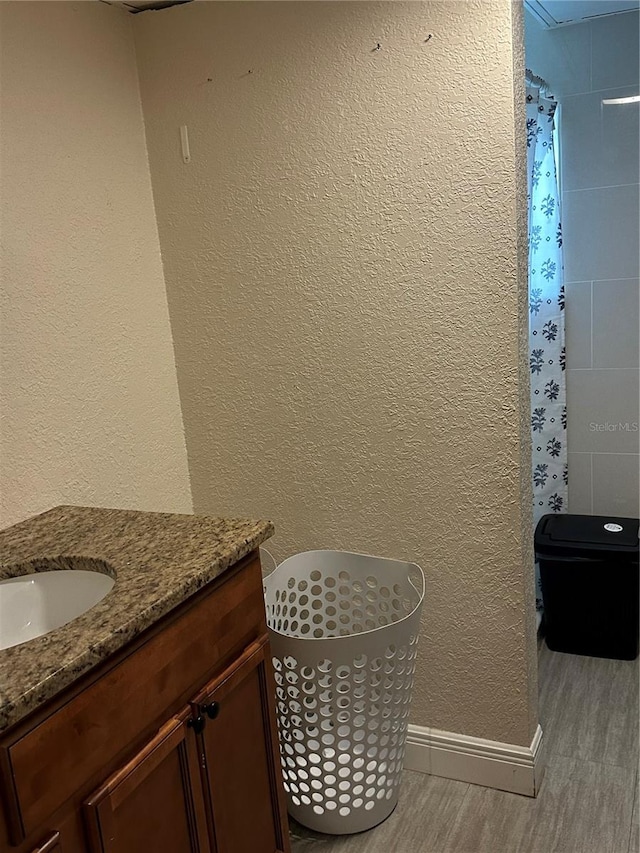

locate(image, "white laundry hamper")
(262, 549), (425, 835)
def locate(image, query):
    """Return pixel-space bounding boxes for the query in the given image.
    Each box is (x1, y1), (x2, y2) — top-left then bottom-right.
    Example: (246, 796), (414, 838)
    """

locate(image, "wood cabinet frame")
(84, 712), (211, 853)
(0, 553), (291, 853)
(192, 637), (290, 853)
(30, 832), (61, 853)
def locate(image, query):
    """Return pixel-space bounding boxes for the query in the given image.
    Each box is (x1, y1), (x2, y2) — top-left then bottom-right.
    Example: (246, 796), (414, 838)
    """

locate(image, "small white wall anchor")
(180, 125), (191, 164)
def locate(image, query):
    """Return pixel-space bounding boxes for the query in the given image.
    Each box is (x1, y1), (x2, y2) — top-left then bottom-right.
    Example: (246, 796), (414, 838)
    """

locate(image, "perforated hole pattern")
(266, 568), (416, 639)
(264, 557), (423, 833)
(272, 639), (418, 821)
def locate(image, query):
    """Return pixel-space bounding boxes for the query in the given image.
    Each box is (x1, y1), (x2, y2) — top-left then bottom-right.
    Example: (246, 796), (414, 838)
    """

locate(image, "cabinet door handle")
(187, 715), (206, 734)
(202, 701), (220, 720)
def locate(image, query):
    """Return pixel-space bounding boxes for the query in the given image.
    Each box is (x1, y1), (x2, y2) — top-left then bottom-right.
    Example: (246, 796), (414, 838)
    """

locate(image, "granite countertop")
(0, 505), (274, 734)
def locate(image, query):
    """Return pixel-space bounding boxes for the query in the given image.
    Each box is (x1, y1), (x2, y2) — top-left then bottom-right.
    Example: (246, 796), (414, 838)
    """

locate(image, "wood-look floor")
(290, 644), (639, 853)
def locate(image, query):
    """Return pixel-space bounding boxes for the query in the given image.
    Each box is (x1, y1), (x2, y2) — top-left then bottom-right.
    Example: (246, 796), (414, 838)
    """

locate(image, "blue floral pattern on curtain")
(527, 86), (567, 614)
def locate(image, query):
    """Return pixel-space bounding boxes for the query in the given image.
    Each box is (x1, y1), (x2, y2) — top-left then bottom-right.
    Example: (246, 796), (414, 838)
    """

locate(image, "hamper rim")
(264, 548), (425, 643)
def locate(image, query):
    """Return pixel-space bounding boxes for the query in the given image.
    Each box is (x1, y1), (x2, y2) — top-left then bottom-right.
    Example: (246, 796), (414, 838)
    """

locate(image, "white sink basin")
(0, 569), (115, 651)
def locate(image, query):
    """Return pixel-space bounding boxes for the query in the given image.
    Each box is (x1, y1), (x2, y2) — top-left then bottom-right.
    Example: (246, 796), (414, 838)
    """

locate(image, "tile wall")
(526, 7), (640, 517)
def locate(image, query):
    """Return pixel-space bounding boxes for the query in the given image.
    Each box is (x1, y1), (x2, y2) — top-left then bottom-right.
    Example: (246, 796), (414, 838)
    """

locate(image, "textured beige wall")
(0, 1), (192, 527)
(135, 0), (537, 744)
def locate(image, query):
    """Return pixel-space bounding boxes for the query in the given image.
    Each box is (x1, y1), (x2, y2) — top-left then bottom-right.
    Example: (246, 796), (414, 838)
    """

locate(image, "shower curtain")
(526, 84), (567, 616)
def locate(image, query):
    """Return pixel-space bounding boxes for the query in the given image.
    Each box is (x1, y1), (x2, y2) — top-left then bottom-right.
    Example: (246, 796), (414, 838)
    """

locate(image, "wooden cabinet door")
(193, 636), (290, 853)
(31, 833), (61, 853)
(84, 712), (210, 853)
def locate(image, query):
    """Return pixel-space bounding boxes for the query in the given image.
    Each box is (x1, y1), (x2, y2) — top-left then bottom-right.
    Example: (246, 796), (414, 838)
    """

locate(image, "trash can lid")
(535, 513), (639, 560)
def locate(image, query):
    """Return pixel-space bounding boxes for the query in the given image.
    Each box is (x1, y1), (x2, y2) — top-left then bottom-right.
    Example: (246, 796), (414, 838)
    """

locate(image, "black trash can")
(535, 514), (639, 660)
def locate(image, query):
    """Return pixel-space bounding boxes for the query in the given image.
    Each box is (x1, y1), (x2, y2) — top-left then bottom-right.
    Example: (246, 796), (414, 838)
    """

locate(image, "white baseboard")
(404, 723), (545, 797)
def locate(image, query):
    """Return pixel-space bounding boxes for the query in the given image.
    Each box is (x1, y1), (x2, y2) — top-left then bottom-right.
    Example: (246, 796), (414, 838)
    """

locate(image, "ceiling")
(107, 0), (191, 13)
(112, 0), (639, 22)
(526, 0), (640, 26)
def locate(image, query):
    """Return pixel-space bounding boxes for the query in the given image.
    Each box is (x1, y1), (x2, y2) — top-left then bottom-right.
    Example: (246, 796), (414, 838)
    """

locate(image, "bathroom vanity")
(0, 506), (290, 853)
